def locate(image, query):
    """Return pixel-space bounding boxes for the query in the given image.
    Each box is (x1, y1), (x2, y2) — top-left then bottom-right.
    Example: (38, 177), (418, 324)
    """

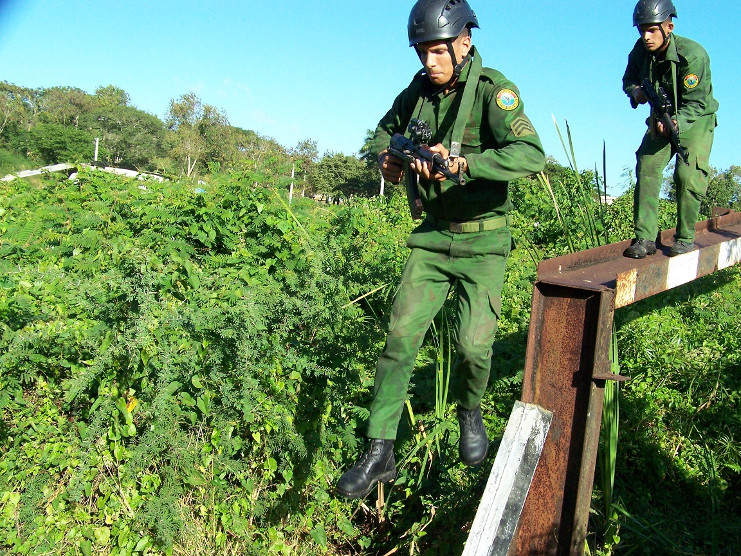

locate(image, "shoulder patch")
(496, 89), (519, 111)
(683, 74), (699, 89)
(511, 115), (535, 138)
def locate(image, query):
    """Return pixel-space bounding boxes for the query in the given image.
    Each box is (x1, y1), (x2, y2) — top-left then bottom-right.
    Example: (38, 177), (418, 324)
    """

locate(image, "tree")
(309, 152), (378, 198)
(38, 86), (93, 128)
(167, 93), (206, 177)
(231, 127), (291, 177)
(704, 165), (741, 214)
(0, 86), (26, 136)
(80, 104), (166, 170)
(199, 104), (238, 171)
(290, 139), (318, 193)
(0, 82), (42, 137)
(664, 164), (741, 216)
(94, 85), (130, 108)
(292, 139), (318, 168)
(29, 123), (93, 164)
(358, 128), (377, 165)
(167, 92), (238, 177)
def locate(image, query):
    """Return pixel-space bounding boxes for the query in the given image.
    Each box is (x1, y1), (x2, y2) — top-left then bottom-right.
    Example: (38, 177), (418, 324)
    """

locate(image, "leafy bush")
(1, 164), (739, 555)
(0, 169), (370, 553)
(0, 148), (33, 175)
(614, 266), (741, 553)
(28, 123), (94, 164)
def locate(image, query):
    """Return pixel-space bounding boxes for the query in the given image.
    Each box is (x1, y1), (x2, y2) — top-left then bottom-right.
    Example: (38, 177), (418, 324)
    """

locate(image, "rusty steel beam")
(512, 210), (741, 555)
(537, 209), (741, 308)
(513, 283), (617, 555)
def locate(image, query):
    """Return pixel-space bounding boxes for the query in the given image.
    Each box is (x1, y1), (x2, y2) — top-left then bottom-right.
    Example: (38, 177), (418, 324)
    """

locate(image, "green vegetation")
(0, 82), (739, 555)
(1, 165), (739, 555)
(0, 81), (380, 200)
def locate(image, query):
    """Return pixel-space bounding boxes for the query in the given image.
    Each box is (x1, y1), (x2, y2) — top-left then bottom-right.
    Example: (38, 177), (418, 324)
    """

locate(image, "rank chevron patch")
(511, 115), (535, 137)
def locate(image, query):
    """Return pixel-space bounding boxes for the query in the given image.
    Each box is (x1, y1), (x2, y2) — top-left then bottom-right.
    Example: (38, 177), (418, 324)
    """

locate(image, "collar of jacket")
(656, 35), (679, 64)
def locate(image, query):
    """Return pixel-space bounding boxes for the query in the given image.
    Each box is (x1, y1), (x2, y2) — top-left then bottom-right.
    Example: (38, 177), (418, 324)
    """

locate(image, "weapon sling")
(404, 50), (482, 218)
(648, 53), (686, 164)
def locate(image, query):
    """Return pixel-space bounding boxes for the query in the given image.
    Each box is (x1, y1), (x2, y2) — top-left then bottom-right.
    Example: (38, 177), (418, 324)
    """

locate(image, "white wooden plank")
(463, 401), (553, 556)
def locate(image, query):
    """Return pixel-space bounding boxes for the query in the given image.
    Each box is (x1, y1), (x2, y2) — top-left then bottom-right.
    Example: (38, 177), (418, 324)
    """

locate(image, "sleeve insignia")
(496, 89), (519, 111)
(511, 115), (535, 138)
(683, 74), (699, 89)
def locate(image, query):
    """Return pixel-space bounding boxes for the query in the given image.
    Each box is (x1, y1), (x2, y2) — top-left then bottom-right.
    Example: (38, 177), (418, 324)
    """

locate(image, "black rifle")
(388, 119), (464, 186)
(388, 119), (464, 219)
(640, 78), (689, 164)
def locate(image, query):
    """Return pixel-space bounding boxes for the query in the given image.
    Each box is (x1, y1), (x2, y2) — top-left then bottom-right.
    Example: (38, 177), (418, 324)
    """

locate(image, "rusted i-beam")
(512, 209), (741, 555)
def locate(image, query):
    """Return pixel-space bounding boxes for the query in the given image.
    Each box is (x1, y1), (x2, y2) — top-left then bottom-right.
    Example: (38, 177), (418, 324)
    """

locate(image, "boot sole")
(623, 250), (656, 259)
(336, 470), (396, 499)
(461, 445), (489, 467)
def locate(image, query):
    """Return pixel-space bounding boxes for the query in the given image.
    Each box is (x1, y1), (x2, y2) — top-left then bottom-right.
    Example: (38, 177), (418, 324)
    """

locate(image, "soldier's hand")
(411, 143), (449, 182)
(378, 147), (404, 184)
(631, 86), (648, 105)
(656, 119), (678, 137)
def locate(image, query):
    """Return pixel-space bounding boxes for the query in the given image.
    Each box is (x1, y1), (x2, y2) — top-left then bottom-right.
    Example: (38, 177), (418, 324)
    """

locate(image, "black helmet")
(408, 0), (479, 47)
(633, 0), (677, 26)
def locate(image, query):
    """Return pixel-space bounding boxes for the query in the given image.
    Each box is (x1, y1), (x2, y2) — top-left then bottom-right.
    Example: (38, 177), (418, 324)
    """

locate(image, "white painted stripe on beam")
(666, 250), (700, 289)
(615, 268), (638, 308)
(718, 237), (741, 270)
(463, 402), (552, 556)
(615, 235), (741, 308)
(471, 403), (529, 542)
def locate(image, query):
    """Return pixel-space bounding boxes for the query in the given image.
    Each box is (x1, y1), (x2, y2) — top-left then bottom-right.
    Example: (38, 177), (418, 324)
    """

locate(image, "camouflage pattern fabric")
(366, 226), (509, 440)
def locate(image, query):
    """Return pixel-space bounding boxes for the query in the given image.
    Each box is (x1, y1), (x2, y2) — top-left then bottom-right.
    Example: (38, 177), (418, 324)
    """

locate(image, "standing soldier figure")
(623, 0), (719, 259)
(336, 0), (545, 499)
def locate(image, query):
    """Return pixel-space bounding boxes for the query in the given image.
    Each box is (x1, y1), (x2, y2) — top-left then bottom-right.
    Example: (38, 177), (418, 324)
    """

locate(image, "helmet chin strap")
(659, 26), (671, 48)
(446, 39), (472, 83)
(415, 40), (472, 94)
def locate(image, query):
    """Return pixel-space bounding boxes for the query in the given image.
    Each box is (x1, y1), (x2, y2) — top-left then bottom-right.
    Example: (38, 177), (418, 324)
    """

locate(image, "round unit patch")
(684, 74), (700, 89)
(496, 89), (519, 111)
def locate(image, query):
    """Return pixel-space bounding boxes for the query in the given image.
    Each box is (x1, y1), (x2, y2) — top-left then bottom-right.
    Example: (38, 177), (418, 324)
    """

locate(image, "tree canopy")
(0, 82), (289, 179)
(2, 79), (740, 210)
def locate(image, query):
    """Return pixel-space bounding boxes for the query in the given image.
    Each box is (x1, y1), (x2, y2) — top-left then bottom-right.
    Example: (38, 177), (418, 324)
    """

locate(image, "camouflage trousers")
(366, 244), (507, 440)
(634, 114), (716, 243)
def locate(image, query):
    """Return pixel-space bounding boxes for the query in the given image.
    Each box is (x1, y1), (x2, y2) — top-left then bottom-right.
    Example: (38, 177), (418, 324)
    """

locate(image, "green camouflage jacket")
(371, 47), (545, 223)
(622, 34), (719, 136)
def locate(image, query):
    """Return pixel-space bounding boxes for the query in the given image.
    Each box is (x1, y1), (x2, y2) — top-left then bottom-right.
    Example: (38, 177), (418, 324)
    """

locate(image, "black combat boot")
(457, 405), (489, 466)
(336, 439), (396, 499)
(669, 240), (695, 256)
(623, 238), (657, 259)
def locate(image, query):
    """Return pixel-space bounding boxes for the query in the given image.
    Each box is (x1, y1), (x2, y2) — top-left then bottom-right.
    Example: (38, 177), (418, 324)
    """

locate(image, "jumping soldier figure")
(623, 0), (719, 259)
(336, 0), (545, 499)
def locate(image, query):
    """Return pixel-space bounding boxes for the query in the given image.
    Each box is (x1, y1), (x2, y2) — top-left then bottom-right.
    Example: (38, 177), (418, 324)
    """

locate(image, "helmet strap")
(446, 39), (458, 72)
(445, 39), (471, 89)
(659, 26), (670, 47)
(414, 37), (472, 94)
(648, 27), (671, 58)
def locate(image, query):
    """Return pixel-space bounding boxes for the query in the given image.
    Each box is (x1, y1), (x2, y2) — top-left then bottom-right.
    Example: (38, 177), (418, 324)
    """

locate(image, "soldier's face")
(417, 34), (471, 87)
(639, 21), (674, 52)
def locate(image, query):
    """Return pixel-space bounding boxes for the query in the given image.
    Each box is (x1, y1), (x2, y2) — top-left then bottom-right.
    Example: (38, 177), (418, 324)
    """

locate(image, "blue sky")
(1, 0), (738, 194)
